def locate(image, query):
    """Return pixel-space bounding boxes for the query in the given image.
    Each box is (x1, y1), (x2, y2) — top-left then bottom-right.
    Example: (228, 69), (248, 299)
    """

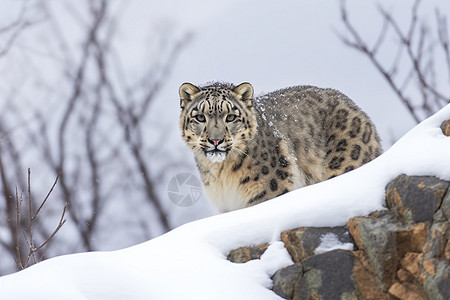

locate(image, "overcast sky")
(1, 0), (447, 150)
(145, 0), (449, 149)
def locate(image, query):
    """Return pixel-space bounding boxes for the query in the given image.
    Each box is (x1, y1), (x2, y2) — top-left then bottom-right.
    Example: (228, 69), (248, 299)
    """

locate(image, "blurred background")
(0, 0), (448, 275)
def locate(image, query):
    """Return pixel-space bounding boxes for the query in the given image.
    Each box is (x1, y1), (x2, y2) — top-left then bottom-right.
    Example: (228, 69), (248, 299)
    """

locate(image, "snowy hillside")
(1, 104), (449, 299)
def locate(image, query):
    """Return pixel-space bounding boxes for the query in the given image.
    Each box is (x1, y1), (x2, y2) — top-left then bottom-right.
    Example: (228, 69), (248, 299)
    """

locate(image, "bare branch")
(337, 0), (450, 124)
(26, 168), (37, 265)
(436, 10), (450, 83)
(19, 169), (66, 269)
(30, 203), (67, 255)
(32, 168), (61, 220)
(14, 187), (24, 270)
(0, 0), (32, 58)
(338, 0), (421, 123)
(1, 0), (190, 274)
(372, 5), (390, 55)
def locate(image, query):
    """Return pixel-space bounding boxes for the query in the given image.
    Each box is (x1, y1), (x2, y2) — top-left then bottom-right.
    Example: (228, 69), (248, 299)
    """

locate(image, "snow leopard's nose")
(208, 138), (224, 147)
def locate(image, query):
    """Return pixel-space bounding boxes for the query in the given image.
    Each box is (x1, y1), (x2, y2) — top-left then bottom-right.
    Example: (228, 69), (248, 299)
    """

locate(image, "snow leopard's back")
(254, 85), (382, 185)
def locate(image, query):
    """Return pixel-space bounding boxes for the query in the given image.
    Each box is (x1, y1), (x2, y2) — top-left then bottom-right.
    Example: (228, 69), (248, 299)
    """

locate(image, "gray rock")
(386, 175), (449, 223)
(348, 211), (410, 289)
(423, 259), (450, 300)
(436, 263), (450, 300)
(293, 250), (356, 300)
(227, 243), (269, 263)
(441, 120), (450, 136)
(423, 221), (449, 258)
(441, 190), (450, 221)
(281, 226), (354, 263)
(272, 264), (303, 299)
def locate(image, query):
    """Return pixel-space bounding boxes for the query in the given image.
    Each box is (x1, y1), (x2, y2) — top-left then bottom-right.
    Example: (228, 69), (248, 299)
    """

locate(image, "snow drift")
(1, 104), (450, 299)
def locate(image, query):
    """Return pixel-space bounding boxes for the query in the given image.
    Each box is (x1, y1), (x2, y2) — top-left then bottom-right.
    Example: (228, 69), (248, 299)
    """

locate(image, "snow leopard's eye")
(225, 114), (237, 122)
(195, 114), (206, 123)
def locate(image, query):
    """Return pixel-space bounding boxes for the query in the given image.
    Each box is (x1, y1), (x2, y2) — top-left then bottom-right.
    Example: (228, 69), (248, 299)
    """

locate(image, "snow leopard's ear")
(179, 83), (200, 109)
(233, 82), (254, 107)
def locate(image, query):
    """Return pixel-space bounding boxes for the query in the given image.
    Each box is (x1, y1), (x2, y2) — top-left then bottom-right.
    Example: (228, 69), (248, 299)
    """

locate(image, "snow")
(1, 104), (450, 299)
(314, 233), (354, 255)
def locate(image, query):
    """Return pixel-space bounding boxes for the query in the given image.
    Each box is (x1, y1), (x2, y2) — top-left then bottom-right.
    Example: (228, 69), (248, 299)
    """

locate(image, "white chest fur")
(203, 172), (248, 212)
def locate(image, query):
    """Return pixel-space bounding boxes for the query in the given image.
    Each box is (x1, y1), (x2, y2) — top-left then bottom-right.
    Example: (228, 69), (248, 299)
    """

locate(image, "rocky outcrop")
(227, 243), (269, 263)
(227, 121), (450, 300)
(228, 175), (450, 300)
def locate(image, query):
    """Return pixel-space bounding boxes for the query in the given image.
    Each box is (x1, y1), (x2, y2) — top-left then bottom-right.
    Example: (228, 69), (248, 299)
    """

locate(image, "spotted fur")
(179, 82), (382, 212)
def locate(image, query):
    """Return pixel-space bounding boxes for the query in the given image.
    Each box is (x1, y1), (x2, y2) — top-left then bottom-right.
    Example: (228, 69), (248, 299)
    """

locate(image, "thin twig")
(436, 10), (450, 83)
(32, 168), (61, 220)
(32, 203), (67, 254)
(12, 168), (67, 269)
(27, 168), (37, 265)
(338, 0), (421, 123)
(14, 187), (24, 269)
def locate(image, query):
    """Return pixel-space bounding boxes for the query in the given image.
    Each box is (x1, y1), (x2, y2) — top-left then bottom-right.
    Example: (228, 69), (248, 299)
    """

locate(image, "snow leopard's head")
(179, 82), (257, 163)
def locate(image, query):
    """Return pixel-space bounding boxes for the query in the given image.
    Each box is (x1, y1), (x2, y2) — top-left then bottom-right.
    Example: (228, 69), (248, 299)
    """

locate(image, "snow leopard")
(179, 82), (382, 212)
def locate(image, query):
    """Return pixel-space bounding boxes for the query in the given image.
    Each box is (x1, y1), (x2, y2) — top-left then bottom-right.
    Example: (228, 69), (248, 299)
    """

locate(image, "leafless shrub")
(0, 0), (190, 275)
(14, 169), (67, 270)
(338, 0), (450, 123)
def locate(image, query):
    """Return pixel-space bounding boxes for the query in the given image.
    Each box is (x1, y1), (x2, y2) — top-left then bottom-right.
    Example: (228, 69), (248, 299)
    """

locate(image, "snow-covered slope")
(1, 104), (449, 299)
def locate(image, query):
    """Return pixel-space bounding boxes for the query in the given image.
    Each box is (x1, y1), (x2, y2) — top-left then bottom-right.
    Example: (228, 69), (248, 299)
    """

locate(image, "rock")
(272, 264), (302, 299)
(293, 250), (357, 300)
(348, 211), (405, 289)
(441, 190), (450, 221)
(441, 120), (450, 136)
(280, 226), (353, 263)
(397, 268), (415, 282)
(422, 222), (448, 258)
(227, 243), (269, 263)
(398, 222), (429, 253)
(445, 240), (450, 261)
(226, 174), (449, 299)
(388, 282), (428, 300)
(430, 261), (450, 300)
(400, 252), (424, 282)
(352, 250), (391, 299)
(386, 175), (449, 223)
(398, 252), (450, 300)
